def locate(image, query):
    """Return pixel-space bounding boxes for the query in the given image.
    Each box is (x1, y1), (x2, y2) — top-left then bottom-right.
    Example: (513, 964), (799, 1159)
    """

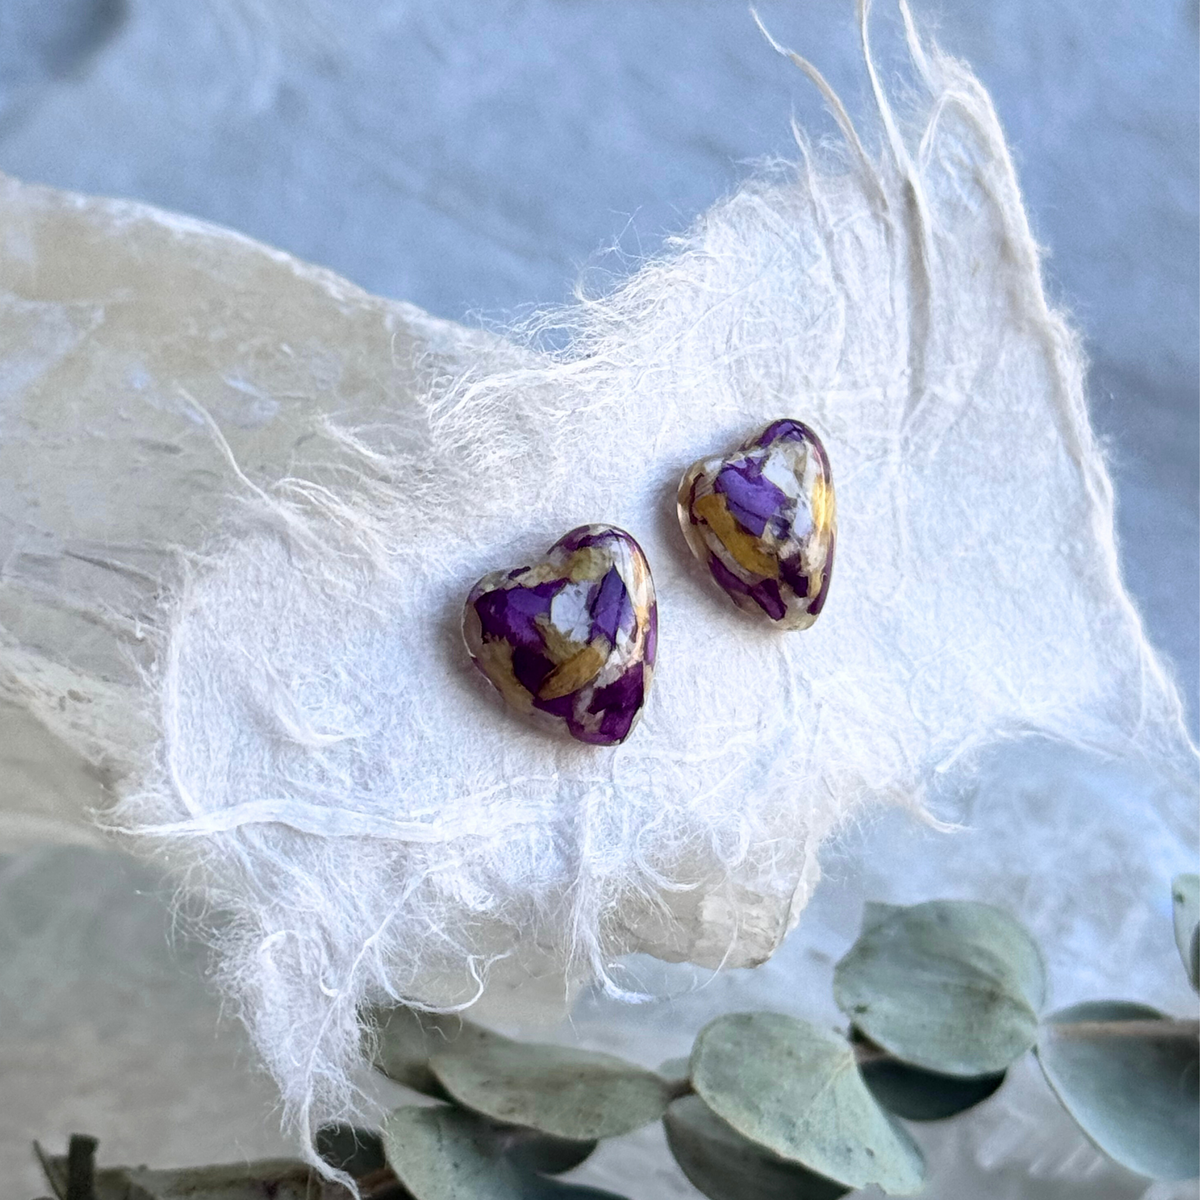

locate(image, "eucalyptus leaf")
(531, 1179), (628, 1199)
(860, 901), (904, 933)
(656, 1057), (691, 1090)
(316, 1124), (387, 1177)
(323, 1064), (593, 1177)
(1036, 1000), (1199, 1182)
(499, 1129), (597, 1176)
(381, 1106), (627, 1200)
(657, 1056), (690, 1079)
(858, 1056), (1005, 1121)
(1171, 874), (1199, 991)
(368, 1005), (496, 1097)
(834, 900), (1044, 1075)
(690, 1012), (924, 1193)
(664, 1096), (850, 1200)
(429, 1033), (673, 1140)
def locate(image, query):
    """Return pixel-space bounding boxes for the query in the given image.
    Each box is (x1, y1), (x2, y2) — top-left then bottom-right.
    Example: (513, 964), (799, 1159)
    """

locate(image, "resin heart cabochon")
(3, 2), (1193, 1147)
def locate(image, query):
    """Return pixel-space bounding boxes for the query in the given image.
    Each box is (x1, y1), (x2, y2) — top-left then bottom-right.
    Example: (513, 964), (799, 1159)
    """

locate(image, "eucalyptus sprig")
(34, 879), (1199, 1200)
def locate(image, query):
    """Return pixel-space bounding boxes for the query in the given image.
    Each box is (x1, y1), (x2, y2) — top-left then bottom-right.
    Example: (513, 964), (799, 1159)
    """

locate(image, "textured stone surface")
(678, 421), (836, 630)
(464, 525), (656, 746)
(0, 170), (472, 854)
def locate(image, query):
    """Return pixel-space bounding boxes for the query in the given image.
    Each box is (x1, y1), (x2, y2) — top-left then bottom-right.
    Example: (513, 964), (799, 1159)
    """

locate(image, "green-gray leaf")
(314, 1113), (592, 1181)
(381, 1107), (626, 1200)
(367, 1005), (496, 1097)
(315, 1124), (387, 1177)
(860, 901), (903, 933)
(429, 1033), (673, 1140)
(833, 900), (1045, 1075)
(1171, 874), (1199, 991)
(664, 1096), (850, 1200)
(1036, 1001), (1200, 1182)
(656, 1057), (691, 1091)
(500, 1129), (597, 1177)
(858, 1056), (1005, 1121)
(690, 1012), (924, 1193)
(657, 1056), (690, 1078)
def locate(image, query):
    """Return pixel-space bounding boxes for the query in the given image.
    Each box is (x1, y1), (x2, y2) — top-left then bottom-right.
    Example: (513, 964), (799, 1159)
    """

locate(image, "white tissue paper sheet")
(1, 3), (1194, 1160)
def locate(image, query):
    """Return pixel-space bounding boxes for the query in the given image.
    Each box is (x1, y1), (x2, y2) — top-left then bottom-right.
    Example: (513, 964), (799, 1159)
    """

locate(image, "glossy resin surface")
(463, 524), (657, 745)
(678, 420), (836, 630)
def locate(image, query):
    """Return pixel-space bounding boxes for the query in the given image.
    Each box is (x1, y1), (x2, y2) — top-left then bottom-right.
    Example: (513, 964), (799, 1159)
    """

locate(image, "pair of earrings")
(462, 419), (837, 746)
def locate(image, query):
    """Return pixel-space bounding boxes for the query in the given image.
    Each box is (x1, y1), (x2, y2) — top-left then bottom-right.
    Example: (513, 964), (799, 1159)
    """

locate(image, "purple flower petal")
(511, 646), (556, 695)
(474, 580), (559, 649)
(714, 461), (787, 537)
(591, 566), (632, 643)
(748, 577), (786, 621)
(708, 554), (751, 596)
(779, 554), (810, 597)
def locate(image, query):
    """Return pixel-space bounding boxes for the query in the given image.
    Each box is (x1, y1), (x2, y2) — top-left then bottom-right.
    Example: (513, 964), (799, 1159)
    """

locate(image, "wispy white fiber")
(116, 0), (1197, 1162)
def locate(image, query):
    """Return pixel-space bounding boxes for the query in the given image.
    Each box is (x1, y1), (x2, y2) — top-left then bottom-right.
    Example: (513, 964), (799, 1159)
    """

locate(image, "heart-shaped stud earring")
(462, 524), (657, 746)
(677, 419), (836, 630)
